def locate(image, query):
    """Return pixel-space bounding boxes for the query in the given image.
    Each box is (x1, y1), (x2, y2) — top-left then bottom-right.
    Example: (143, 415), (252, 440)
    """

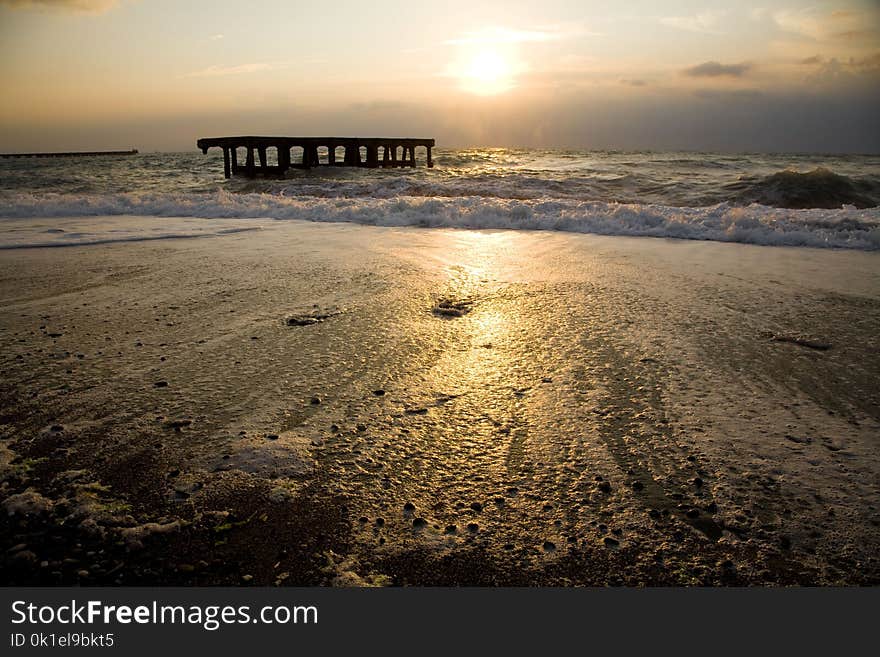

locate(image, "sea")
(1, 148), (879, 250)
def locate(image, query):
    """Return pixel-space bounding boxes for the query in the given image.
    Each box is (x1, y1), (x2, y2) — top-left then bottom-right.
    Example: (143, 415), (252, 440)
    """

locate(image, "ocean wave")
(216, 167), (880, 209)
(1, 191), (879, 250)
(4, 150), (877, 210)
(725, 167), (880, 209)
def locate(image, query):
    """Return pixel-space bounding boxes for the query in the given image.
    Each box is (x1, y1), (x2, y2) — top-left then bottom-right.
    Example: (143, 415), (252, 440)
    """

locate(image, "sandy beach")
(1, 219), (878, 585)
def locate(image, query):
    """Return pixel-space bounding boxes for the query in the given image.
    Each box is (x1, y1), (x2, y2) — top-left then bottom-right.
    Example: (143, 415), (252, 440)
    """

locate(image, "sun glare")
(458, 48), (517, 95)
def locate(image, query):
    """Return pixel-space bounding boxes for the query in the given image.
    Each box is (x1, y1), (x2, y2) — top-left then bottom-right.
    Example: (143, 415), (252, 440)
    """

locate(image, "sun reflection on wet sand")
(3, 222), (878, 585)
(309, 225), (880, 584)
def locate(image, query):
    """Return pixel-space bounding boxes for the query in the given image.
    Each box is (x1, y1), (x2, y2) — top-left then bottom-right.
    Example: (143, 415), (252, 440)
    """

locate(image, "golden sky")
(1, 0), (878, 151)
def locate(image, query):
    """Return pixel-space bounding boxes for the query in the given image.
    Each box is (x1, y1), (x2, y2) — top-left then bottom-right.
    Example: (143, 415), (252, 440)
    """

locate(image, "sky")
(1, 0), (878, 152)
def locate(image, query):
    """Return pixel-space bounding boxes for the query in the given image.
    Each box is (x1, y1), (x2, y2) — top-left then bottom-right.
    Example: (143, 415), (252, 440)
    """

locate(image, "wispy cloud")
(660, 10), (725, 34)
(771, 8), (826, 40)
(804, 52), (880, 84)
(683, 61), (751, 78)
(444, 24), (595, 46)
(802, 52), (880, 89)
(0, 0), (119, 11)
(765, 7), (878, 42)
(180, 62), (288, 78)
(210, 34), (225, 41)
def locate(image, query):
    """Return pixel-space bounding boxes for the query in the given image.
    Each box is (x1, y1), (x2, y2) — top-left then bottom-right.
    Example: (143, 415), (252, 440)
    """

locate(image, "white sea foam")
(1, 191), (879, 250)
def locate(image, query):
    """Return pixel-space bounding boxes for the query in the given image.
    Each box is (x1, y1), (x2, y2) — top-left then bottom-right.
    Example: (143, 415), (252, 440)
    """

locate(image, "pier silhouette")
(197, 136), (435, 178)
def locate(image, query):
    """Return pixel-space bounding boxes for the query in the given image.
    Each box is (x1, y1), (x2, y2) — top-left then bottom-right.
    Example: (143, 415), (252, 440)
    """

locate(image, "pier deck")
(197, 136), (434, 178)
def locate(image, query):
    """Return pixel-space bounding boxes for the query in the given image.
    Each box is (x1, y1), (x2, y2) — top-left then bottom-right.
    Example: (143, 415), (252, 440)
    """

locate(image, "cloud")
(660, 10), (724, 34)
(692, 88), (763, 100)
(620, 79), (647, 87)
(210, 34), (224, 41)
(0, 0), (119, 11)
(834, 29), (877, 41)
(855, 53), (880, 71)
(767, 7), (878, 42)
(771, 8), (826, 39)
(683, 61), (751, 78)
(180, 62), (288, 78)
(444, 24), (595, 46)
(445, 27), (557, 45)
(805, 52), (880, 84)
(799, 55), (823, 65)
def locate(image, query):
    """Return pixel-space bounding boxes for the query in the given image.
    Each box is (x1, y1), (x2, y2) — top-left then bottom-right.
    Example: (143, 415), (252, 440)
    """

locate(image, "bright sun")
(458, 48), (517, 95)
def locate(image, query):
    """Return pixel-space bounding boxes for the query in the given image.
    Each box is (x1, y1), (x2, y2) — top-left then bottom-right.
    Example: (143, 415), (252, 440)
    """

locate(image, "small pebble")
(11, 550), (37, 565)
(719, 559), (737, 576)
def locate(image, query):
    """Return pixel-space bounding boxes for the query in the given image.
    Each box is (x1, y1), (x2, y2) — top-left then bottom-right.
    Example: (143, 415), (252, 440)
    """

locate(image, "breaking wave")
(1, 190), (879, 250)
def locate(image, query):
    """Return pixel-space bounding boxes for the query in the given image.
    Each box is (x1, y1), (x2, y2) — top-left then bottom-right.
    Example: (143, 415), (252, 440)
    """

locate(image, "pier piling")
(222, 147), (231, 178)
(197, 136), (435, 178)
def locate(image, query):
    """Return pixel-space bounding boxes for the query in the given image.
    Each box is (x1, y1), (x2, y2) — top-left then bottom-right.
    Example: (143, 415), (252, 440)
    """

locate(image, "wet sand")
(1, 219), (879, 585)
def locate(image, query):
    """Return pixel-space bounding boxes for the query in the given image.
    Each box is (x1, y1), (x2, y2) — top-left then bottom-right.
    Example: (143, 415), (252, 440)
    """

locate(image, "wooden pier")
(196, 136), (434, 178)
(0, 149), (138, 159)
